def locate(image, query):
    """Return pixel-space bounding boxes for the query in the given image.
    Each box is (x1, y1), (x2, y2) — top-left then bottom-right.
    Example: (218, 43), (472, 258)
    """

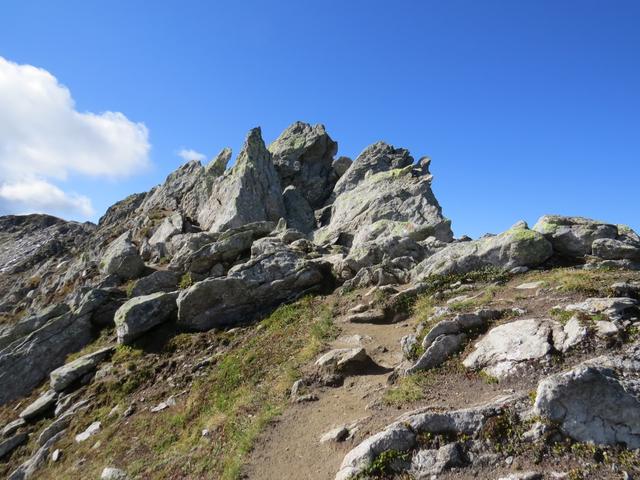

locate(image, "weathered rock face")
(0, 312), (93, 405)
(114, 292), (178, 344)
(0, 214), (94, 317)
(168, 221), (276, 275)
(99, 232), (145, 280)
(413, 222), (553, 278)
(177, 238), (328, 330)
(282, 186), (316, 234)
(462, 318), (565, 378)
(315, 156), (452, 248)
(532, 215), (640, 262)
(534, 344), (640, 448)
(198, 128), (285, 232)
(49, 346), (114, 392)
(269, 122), (338, 208)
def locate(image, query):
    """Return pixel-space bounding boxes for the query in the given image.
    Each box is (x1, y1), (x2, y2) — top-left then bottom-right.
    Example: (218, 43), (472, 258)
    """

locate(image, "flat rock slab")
(515, 281), (545, 290)
(75, 421), (101, 443)
(535, 346), (640, 448)
(315, 348), (373, 372)
(463, 318), (563, 378)
(0, 432), (28, 460)
(20, 389), (58, 422)
(50, 346), (114, 392)
(565, 297), (638, 320)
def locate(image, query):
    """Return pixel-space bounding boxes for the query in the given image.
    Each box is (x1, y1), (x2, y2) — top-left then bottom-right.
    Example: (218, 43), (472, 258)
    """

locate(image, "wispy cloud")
(0, 56), (151, 219)
(177, 148), (206, 163)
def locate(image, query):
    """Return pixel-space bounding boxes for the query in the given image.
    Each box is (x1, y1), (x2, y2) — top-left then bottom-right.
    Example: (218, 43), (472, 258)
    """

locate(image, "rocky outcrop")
(463, 318), (564, 378)
(114, 292), (178, 344)
(413, 222), (552, 278)
(197, 128), (285, 232)
(0, 311), (93, 405)
(533, 215), (640, 264)
(177, 238), (329, 330)
(315, 152), (452, 248)
(335, 395), (515, 480)
(99, 232), (145, 280)
(49, 346), (114, 391)
(269, 122), (338, 208)
(168, 221), (275, 275)
(534, 344), (640, 448)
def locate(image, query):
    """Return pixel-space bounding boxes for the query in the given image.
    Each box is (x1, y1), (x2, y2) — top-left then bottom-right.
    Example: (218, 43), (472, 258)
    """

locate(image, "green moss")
(178, 272), (194, 290)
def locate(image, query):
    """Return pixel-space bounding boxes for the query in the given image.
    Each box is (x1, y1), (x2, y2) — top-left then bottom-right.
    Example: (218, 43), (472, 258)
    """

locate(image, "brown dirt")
(243, 269), (640, 480)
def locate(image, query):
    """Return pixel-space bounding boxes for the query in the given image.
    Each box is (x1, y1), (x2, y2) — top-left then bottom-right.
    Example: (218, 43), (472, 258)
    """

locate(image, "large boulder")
(99, 232), (145, 280)
(0, 312), (93, 405)
(114, 292), (179, 344)
(49, 346), (114, 392)
(198, 128), (285, 232)
(269, 122), (338, 208)
(177, 239), (328, 331)
(168, 221), (275, 275)
(129, 270), (179, 297)
(531, 215), (638, 260)
(148, 213), (184, 247)
(462, 318), (566, 378)
(413, 222), (552, 278)
(315, 153), (452, 248)
(534, 344), (640, 448)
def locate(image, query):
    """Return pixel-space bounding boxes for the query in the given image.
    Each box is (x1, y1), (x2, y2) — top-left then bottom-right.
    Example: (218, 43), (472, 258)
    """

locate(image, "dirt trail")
(243, 301), (417, 480)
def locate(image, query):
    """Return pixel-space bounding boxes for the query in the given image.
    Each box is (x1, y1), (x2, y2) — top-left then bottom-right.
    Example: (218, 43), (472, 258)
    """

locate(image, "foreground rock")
(335, 395), (516, 480)
(114, 292), (179, 344)
(413, 222), (552, 278)
(534, 344), (640, 448)
(49, 346), (114, 391)
(463, 318), (572, 378)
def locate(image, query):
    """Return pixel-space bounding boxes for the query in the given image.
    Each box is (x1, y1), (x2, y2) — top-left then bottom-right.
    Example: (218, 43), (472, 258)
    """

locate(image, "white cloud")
(0, 56), (151, 219)
(177, 148), (206, 162)
(0, 179), (94, 217)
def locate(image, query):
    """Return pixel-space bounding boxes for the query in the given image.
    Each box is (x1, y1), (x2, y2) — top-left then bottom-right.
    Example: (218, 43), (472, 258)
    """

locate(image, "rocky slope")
(0, 122), (639, 480)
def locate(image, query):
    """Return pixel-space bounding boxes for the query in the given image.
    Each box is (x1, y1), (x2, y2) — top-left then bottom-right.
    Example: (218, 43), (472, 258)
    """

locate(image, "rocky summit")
(1, 122), (639, 480)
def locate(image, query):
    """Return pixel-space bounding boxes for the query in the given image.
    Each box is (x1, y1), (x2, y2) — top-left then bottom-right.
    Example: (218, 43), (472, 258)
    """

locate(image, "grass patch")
(35, 296), (337, 480)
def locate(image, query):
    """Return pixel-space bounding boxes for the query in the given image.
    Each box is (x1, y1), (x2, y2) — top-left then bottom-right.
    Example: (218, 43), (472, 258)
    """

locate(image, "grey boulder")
(114, 292), (179, 344)
(129, 270), (179, 297)
(413, 222), (552, 278)
(532, 215), (618, 258)
(534, 345), (640, 448)
(49, 346), (114, 392)
(20, 389), (58, 422)
(99, 232), (145, 280)
(177, 240), (327, 331)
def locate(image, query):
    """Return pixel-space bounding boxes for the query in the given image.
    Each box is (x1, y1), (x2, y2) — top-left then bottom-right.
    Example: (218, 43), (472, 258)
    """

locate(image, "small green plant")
(357, 449), (409, 478)
(179, 272), (194, 289)
(479, 370), (499, 385)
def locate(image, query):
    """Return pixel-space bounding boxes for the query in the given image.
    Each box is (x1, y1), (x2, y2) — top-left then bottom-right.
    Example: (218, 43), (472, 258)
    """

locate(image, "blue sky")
(1, 0), (638, 238)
